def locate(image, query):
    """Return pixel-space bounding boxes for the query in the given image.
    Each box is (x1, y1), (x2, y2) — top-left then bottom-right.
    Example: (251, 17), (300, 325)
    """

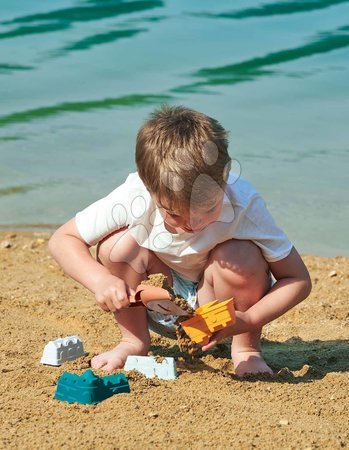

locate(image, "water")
(0, 0), (348, 256)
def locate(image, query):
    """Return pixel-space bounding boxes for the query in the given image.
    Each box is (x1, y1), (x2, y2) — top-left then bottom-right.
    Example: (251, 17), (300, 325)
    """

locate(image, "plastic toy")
(180, 298), (235, 345)
(40, 335), (85, 366)
(130, 284), (190, 316)
(54, 369), (130, 404)
(124, 355), (177, 380)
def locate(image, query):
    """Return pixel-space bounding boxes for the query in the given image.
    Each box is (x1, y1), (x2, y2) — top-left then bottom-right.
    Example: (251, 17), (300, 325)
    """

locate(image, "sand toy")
(180, 298), (235, 346)
(40, 336), (85, 366)
(130, 282), (192, 316)
(124, 355), (177, 380)
(54, 369), (130, 404)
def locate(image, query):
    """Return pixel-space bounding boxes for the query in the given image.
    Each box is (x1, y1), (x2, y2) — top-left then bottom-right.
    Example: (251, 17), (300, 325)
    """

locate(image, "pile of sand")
(0, 232), (348, 449)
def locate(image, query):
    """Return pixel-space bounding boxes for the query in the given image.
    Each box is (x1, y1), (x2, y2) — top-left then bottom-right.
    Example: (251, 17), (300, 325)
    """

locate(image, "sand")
(0, 232), (348, 449)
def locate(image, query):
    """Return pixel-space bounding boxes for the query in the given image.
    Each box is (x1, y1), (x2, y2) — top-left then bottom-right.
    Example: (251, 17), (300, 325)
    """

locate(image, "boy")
(49, 105), (311, 377)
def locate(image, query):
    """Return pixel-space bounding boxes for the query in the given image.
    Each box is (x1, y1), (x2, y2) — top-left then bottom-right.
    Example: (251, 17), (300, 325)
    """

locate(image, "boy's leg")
(91, 228), (172, 371)
(198, 240), (272, 376)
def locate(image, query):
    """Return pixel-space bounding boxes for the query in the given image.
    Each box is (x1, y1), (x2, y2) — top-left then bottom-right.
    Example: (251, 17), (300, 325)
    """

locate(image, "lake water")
(0, 0), (348, 256)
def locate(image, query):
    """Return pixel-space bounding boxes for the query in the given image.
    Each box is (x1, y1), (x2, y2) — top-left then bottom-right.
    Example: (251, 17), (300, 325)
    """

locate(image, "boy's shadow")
(150, 337), (349, 384)
(262, 337), (349, 373)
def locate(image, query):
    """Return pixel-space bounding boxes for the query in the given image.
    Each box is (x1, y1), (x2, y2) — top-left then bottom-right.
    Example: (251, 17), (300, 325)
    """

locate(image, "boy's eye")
(207, 204), (217, 213)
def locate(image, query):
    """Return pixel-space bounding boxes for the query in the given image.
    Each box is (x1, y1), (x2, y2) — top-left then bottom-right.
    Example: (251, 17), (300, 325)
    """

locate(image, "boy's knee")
(97, 229), (148, 273)
(209, 239), (268, 283)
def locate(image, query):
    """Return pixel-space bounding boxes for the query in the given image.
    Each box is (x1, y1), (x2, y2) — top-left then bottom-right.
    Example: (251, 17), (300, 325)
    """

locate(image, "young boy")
(49, 105), (311, 377)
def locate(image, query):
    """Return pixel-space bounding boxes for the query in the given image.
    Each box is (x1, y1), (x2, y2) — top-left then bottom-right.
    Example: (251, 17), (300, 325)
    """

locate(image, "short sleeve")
(237, 195), (293, 262)
(75, 173), (146, 246)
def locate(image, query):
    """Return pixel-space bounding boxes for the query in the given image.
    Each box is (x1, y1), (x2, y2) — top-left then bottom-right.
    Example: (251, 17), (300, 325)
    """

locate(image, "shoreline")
(0, 224), (59, 232)
(0, 227), (348, 259)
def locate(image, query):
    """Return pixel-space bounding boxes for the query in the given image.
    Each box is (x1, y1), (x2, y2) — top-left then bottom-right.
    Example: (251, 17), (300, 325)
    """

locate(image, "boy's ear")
(223, 160), (232, 181)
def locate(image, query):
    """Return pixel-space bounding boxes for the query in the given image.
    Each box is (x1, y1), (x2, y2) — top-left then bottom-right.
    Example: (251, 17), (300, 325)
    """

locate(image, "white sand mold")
(40, 335), (85, 366)
(124, 355), (177, 380)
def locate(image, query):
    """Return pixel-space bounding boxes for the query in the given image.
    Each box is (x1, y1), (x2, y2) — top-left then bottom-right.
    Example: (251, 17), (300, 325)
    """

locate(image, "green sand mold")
(54, 369), (130, 404)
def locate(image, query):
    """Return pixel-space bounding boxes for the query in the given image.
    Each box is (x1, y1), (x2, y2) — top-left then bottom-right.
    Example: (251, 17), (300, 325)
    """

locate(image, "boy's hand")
(201, 310), (253, 351)
(94, 274), (135, 313)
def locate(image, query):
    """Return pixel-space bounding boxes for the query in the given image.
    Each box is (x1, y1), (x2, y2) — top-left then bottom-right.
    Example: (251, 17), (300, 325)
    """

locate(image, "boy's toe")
(90, 351), (125, 372)
(90, 354), (107, 370)
(101, 360), (122, 372)
(232, 351), (274, 377)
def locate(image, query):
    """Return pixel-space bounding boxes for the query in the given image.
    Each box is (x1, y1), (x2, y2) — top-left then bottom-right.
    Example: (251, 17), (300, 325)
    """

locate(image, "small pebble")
(279, 419), (289, 426)
(30, 241), (38, 249)
(1, 240), (12, 249)
(328, 270), (337, 278)
(148, 412), (158, 418)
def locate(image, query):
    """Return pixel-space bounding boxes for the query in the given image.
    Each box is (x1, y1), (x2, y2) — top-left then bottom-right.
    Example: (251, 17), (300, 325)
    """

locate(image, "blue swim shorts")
(147, 269), (198, 339)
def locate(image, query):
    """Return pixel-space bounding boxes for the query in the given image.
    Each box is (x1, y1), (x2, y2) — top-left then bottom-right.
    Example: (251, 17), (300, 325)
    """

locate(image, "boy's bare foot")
(91, 341), (149, 372)
(232, 351), (274, 377)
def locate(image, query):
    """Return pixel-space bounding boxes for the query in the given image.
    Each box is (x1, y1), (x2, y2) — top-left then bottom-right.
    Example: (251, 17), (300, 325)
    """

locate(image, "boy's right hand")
(94, 274), (135, 313)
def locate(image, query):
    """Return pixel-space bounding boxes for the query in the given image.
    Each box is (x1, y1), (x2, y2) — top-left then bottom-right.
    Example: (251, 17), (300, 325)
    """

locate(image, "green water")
(0, 0), (348, 256)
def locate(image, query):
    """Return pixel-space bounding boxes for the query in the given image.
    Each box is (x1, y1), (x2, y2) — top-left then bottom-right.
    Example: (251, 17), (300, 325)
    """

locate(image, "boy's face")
(154, 190), (224, 233)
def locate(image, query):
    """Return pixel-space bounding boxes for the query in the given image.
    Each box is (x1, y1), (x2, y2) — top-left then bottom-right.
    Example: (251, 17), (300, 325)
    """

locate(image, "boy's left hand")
(201, 310), (253, 351)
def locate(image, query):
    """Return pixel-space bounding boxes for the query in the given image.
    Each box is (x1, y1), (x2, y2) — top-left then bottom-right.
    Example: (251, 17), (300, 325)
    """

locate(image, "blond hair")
(136, 105), (230, 213)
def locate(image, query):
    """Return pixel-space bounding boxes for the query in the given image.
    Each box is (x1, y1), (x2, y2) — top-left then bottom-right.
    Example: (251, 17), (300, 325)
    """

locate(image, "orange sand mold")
(181, 298), (235, 345)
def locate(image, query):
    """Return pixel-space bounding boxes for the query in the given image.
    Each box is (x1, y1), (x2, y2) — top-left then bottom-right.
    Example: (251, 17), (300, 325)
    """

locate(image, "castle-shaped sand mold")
(124, 355), (177, 380)
(40, 335), (85, 366)
(54, 369), (130, 404)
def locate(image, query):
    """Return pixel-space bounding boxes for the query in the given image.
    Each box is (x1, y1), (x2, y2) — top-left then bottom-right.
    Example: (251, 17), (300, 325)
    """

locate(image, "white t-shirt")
(76, 172), (292, 281)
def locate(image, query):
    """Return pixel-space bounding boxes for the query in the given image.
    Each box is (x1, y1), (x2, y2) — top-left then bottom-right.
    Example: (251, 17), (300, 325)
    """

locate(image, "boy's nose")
(187, 217), (204, 230)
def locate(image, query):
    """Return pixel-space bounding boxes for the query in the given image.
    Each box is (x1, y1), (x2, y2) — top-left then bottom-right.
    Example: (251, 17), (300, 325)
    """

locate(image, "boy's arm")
(49, 218), (109, 291)
(202, 247), (312, 350)
(249, 246), (312, 326)
(48, 218), (130, 311)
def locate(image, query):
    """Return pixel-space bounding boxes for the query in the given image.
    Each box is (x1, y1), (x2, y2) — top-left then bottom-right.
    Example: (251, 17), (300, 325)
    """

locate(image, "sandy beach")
(0, 231), (348, 449)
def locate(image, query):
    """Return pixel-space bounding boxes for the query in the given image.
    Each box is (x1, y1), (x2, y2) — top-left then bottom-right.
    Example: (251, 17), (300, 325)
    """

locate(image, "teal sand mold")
(54, 369), (130, 404)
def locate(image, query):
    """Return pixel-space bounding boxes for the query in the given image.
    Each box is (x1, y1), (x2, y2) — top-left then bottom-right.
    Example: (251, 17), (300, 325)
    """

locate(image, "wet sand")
(0, 232), (348, 449)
